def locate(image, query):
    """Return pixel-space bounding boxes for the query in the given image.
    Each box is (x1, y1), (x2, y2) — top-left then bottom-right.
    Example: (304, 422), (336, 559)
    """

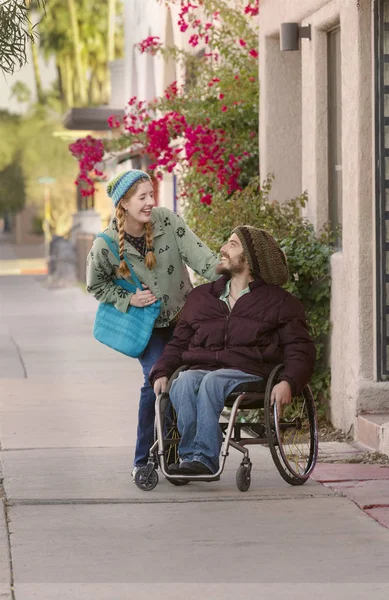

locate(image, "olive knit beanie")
(233, 226), (289, 286)
(106, 169), (151, 207)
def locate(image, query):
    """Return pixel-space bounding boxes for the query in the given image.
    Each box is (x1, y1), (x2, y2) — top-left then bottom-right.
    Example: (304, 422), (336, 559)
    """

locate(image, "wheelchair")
(134, 364), (318, 492)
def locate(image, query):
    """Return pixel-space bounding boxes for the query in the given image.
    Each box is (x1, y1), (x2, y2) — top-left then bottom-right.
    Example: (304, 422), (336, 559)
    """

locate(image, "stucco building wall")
(259, 0), (389, 436)
(121, 0), (185, 211)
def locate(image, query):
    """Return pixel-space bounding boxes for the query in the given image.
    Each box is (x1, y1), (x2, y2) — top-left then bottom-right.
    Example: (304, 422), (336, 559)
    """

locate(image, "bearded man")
(150, 227), (316, 476)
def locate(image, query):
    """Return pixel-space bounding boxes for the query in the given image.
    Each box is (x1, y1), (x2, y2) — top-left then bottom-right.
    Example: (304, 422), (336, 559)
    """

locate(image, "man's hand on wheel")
(154, 376), (168, 396)
(271, 381), (292, 416)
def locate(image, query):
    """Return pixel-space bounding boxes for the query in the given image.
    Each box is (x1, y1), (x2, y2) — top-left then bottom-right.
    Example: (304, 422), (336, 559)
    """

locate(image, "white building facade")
(259, 0), (389, 452)
(107, 0), (186, 211)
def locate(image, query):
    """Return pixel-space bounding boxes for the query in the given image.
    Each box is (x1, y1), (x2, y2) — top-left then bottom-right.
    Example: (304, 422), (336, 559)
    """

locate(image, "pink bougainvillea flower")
(69, 135), (105, 196)
(164, 81), (178, 99)
(244, 1), (259, 17)
(200, 193), (212, 205)
(107, 115), (121, 129)
(70, 0), (258, 206)
(189, 34), (199, 47)
(136, 35), (162, 54)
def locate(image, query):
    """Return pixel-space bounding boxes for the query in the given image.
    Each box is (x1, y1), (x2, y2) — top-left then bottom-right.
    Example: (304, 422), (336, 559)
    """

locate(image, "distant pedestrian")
(86, 169), (219, 481)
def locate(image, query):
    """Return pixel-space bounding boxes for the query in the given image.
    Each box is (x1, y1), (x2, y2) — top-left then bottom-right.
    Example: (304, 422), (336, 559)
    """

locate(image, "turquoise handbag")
(93, 233), (161, 358)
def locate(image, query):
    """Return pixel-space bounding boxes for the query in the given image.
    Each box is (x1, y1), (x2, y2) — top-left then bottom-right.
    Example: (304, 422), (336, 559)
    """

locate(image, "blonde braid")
(144, 221), (157, 269)
(116, 205), (131, 278)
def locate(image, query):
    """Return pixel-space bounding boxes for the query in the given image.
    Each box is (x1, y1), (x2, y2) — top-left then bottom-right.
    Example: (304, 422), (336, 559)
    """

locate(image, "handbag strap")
(96, 232), (143, 290)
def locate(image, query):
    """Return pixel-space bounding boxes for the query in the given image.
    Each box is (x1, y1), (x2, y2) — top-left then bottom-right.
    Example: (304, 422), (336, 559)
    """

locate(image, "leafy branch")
(0, 0), (46, 75)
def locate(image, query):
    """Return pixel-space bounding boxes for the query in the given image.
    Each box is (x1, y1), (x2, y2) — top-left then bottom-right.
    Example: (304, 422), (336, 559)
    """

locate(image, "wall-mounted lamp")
(280, 23), (311, 51)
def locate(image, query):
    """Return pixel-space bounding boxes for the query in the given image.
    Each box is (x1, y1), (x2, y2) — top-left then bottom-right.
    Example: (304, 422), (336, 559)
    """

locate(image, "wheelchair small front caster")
(236, 464), (251, 492)
(134, 466), (159, 491)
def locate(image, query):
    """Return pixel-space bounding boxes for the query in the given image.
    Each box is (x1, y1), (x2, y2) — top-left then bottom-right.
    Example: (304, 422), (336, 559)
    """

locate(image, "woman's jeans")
(134, 326), (175, 467)
(170, 369), (263, 474)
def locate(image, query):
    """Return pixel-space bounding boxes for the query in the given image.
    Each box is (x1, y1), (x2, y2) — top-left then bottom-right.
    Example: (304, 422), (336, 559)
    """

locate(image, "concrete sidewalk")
(0, 275), (389, 599)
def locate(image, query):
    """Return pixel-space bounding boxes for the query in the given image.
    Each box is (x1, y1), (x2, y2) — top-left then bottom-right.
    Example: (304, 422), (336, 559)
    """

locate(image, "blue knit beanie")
(106, 170), (151, 208)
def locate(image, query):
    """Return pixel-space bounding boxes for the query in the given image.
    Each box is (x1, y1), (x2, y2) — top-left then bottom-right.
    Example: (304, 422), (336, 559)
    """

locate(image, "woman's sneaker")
(131, 466), (141, 483)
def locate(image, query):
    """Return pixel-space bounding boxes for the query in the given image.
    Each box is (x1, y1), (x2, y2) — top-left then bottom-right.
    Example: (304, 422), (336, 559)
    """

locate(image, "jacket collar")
(210, 275), (266, 297)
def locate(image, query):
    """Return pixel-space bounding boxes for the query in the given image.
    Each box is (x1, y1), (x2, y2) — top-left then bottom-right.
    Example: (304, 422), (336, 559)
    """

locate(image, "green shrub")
(31, 214), (44, 235)
(185, 177), (334, 410)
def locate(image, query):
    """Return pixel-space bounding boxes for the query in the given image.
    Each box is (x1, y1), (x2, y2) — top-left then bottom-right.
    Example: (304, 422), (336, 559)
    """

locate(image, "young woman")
(86, 169), (219, 481)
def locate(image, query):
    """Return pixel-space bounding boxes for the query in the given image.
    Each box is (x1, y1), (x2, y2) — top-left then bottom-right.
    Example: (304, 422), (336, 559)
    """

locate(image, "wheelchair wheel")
(236, 464), (251, 492)
(264, 365), (318, 486)
(134, 466), (159, 491)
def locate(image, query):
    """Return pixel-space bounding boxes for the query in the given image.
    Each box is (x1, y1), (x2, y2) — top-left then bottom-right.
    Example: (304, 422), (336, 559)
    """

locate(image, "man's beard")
(215, 253), (246, 276)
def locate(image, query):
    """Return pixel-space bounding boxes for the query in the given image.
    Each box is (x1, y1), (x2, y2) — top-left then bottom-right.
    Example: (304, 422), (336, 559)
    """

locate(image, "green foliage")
(0, 157), (26, 215)
(0, 107), (77, 233)
(31, 214), (44, 235)
(0, 111), (21, 172)
(38, 0), (124, 108)
(10, 81), (33, 105)
(106, 0), (258, 201)
(185, 177), (334, 407)
(0, 0), (46, 75)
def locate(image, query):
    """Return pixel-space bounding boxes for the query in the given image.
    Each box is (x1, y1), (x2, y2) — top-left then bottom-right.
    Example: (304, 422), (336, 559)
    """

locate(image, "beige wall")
(259, 0), (389, 434)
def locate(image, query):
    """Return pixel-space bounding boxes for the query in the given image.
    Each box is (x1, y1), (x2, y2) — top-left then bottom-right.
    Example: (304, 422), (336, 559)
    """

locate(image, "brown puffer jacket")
(149, 276), (316, 395)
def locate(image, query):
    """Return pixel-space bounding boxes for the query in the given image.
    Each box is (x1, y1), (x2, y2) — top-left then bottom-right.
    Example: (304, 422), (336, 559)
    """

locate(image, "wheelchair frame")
(134, 364), (318, 492)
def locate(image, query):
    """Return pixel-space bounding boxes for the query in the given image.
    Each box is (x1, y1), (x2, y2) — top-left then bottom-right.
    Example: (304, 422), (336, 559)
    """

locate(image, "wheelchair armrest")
(165, 365), (190, 394)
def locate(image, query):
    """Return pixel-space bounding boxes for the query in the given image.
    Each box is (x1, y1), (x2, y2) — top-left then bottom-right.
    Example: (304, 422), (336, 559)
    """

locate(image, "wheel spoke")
(264, 366), (318, 485)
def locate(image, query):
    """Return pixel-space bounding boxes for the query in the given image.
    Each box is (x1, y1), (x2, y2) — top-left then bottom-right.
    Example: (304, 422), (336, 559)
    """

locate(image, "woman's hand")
(130, 285), (158, 308)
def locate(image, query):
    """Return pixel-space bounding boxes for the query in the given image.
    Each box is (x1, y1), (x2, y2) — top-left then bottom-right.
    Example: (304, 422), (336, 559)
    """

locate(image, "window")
(185, 49), (205, 92)
(375, 0), (389, 379)
(328, 27), (343, 248)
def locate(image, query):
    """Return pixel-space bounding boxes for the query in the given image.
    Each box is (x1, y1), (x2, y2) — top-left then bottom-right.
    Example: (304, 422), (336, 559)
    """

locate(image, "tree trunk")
(107, 0), (116, 63)
(64, 55), (74, 108)
(67, 0), (87, 105)
(3, 213), (11, 233)
(26, 1), (45, 104)
(56, 61), (65, 111)
(104, 0), (116, 105)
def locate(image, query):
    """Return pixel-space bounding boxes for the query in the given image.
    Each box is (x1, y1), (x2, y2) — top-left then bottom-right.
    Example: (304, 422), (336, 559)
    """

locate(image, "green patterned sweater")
(86, 206), (220, 328)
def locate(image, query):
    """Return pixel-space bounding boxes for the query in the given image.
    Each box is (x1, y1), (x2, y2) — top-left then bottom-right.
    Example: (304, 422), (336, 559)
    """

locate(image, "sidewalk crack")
(1, 495), (15, 600)
(10, 335), (27, 379)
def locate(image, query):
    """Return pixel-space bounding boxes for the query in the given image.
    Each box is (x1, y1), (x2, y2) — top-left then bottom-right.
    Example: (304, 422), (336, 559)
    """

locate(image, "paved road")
(0, 238), (46, 276)
(0, 274), (388, 600)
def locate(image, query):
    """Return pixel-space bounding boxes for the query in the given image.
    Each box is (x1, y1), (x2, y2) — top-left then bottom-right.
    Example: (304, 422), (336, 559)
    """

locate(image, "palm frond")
(0, 0), (47, 75)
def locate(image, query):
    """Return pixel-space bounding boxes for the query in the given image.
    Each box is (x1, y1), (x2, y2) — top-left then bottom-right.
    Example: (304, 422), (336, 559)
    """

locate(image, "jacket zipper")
(224, 313), (230, 347)
(220, 300), (231, 348)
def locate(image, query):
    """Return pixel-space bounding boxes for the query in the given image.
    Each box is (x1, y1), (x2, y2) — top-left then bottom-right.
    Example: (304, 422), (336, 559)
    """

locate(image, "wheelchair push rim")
(264, 365), (318, 485)
(155, 394), (189, 486)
